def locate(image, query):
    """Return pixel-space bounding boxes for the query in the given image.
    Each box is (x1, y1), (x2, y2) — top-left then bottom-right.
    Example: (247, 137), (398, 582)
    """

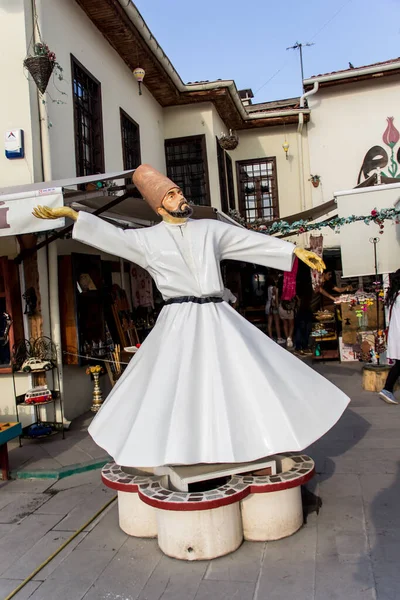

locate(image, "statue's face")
(158, 188), (193, 219)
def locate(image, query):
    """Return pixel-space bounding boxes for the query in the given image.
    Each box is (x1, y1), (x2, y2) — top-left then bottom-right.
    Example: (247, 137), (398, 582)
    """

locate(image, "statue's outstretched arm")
(32, 205), (78, 221)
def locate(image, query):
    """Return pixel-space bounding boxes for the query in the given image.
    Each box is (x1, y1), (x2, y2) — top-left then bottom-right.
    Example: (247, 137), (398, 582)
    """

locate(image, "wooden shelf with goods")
(313, 349), (340, 361)
(312, 315), (339, 362)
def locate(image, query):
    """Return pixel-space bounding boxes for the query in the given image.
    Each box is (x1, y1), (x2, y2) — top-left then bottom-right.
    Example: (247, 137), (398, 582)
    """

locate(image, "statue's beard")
(164, 200), (193, 219)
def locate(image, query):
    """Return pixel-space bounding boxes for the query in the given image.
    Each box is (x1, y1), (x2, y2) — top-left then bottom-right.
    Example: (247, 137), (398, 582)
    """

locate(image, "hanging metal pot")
(219, 130), (239, 151)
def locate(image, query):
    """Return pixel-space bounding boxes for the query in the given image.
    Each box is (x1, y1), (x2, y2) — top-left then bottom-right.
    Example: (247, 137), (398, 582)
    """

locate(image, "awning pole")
(120, 258), (125, 290)
(32, 0), (65, 424)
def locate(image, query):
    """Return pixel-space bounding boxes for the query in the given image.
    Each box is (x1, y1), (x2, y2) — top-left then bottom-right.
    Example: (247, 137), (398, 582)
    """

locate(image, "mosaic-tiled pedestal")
(101, 453), (315, 561)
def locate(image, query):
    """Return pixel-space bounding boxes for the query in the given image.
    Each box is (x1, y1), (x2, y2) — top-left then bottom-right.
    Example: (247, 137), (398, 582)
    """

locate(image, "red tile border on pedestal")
(101, 453), (315, 512)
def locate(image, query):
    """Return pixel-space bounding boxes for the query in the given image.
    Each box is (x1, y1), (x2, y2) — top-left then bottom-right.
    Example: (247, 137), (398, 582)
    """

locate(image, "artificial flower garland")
(229, 207), (400, 236)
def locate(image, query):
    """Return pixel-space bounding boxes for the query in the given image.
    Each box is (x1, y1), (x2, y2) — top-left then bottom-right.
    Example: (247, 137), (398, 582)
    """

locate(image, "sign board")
(336, 183), (400, 277)
(0, 188), (64, 237)
(5, 130), (24, 159)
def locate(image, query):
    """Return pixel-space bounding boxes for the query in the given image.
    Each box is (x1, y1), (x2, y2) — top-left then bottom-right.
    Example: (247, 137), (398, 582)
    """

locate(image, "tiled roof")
(309, 57), (400, 79)
(247, 97), (300, 114)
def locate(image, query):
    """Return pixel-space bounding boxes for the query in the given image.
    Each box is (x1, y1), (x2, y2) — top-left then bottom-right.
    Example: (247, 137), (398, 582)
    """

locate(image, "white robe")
(387, 294), (400, 360)
(72, 212), (350, 467)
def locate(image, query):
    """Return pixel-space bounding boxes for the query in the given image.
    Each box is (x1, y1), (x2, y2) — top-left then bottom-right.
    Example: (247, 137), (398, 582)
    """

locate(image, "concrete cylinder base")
(101, 453), (315, 560)
(156, 503), (243, 561)
(241, 485), (303, 541)
(118, 490), (157, 538)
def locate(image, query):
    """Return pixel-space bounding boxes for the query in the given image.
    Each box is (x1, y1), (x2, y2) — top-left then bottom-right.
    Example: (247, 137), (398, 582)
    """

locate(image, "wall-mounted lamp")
(282, 140), (289, 160)
(133, 67), (145, 95)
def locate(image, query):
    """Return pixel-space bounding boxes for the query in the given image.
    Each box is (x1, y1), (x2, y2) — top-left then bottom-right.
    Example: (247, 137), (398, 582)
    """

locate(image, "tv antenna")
(286, 41), (315, 89)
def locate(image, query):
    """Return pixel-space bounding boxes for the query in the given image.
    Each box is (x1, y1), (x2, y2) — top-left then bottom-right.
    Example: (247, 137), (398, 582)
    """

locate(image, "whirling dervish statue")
(33, 165), (349, 467)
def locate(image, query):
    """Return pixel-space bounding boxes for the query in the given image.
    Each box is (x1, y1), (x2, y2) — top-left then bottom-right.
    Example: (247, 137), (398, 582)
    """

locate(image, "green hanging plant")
(24, 42), (64, 94)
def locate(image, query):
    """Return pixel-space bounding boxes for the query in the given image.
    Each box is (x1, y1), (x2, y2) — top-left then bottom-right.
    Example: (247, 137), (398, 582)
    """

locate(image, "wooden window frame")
(236, 157), (279, 222)
(216, 138), (229, 213)
(225, 153), (236, 210)
(120, 108), (141, 171)
(71, 55), (105, 178)
(164, 134), (211, 206)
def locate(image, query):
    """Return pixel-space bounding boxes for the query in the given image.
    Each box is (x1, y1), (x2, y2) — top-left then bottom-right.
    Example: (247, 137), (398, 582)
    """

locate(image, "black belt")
(164, 296), (224, 306)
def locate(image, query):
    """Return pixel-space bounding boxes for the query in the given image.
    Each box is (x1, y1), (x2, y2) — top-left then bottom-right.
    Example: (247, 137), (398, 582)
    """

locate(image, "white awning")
(0, 187), (64, 237)
(0, 170), (135, 197)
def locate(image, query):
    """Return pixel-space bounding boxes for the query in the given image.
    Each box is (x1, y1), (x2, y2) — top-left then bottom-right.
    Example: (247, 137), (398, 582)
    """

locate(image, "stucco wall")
(0, 0), (42, 187)
(39, 0), (165, 180)
(307, 75), (400, 246)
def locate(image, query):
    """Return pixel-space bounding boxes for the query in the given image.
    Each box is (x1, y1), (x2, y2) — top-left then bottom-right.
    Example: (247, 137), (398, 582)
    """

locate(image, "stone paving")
(0, 361), (399, 599)
(7, 413), (109, 477)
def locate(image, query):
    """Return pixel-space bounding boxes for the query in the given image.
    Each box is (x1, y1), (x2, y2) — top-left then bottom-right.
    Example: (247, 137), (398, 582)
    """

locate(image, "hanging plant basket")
(24, 55), (55, 94)
(219, 134), (239, 151)
(309, 174), (321, 188)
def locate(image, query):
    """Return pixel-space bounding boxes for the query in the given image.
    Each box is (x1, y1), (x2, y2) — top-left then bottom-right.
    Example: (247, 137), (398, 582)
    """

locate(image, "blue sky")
(134, 0), (400, 103)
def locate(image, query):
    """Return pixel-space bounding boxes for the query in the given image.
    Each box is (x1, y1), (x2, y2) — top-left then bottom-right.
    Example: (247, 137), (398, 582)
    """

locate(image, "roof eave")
(74, 0), (308, 130)
(304, 62), (400, 90)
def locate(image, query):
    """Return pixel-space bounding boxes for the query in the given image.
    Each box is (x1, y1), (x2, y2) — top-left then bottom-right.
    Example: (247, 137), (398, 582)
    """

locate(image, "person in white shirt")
(380, 269), (400, 404)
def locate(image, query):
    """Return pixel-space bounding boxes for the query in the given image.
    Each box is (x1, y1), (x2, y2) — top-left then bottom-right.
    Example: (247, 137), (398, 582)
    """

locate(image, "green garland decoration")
(229, 207), (400, 236)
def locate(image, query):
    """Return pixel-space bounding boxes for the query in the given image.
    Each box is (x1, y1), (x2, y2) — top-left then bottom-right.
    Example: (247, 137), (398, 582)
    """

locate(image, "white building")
(304, 58), (400, 247)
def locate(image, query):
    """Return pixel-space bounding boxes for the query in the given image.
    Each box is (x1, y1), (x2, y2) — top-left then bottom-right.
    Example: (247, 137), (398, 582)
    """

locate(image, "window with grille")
(71, 56), (104, 177)
(120, 109), (141, 171)
(216, 139), (228, 213)
(236, 157), (279, 222)
(164, 135), (210, 206)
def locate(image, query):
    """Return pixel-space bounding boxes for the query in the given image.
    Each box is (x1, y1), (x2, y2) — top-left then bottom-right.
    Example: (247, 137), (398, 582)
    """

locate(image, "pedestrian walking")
(380, 269), (400, 405)
(265, 274), (285, 344)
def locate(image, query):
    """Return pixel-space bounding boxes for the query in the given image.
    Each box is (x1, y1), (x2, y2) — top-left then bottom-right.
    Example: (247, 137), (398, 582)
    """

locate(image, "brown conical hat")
(132, 164), (179, 213)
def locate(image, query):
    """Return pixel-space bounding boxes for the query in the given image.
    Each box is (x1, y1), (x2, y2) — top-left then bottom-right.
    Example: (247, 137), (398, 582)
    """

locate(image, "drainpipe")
(297, 82), (319, 212)
(32, 0), (65, 422)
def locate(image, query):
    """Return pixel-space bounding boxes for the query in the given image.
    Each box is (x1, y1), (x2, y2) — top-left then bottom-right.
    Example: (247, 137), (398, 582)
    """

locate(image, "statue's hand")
(294, 247), (326, 273)
(32, 205), (78, 221)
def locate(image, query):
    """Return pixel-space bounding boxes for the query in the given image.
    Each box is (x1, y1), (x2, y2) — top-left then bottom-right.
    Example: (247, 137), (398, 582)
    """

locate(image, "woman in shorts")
(278, 298), (296, 348)
(265, 275), (285, 344)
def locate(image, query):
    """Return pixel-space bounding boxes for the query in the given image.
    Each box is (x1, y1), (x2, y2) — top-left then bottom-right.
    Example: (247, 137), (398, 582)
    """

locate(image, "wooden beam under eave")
(75, 0), (179, 104)
(237, 114), (310, 130)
